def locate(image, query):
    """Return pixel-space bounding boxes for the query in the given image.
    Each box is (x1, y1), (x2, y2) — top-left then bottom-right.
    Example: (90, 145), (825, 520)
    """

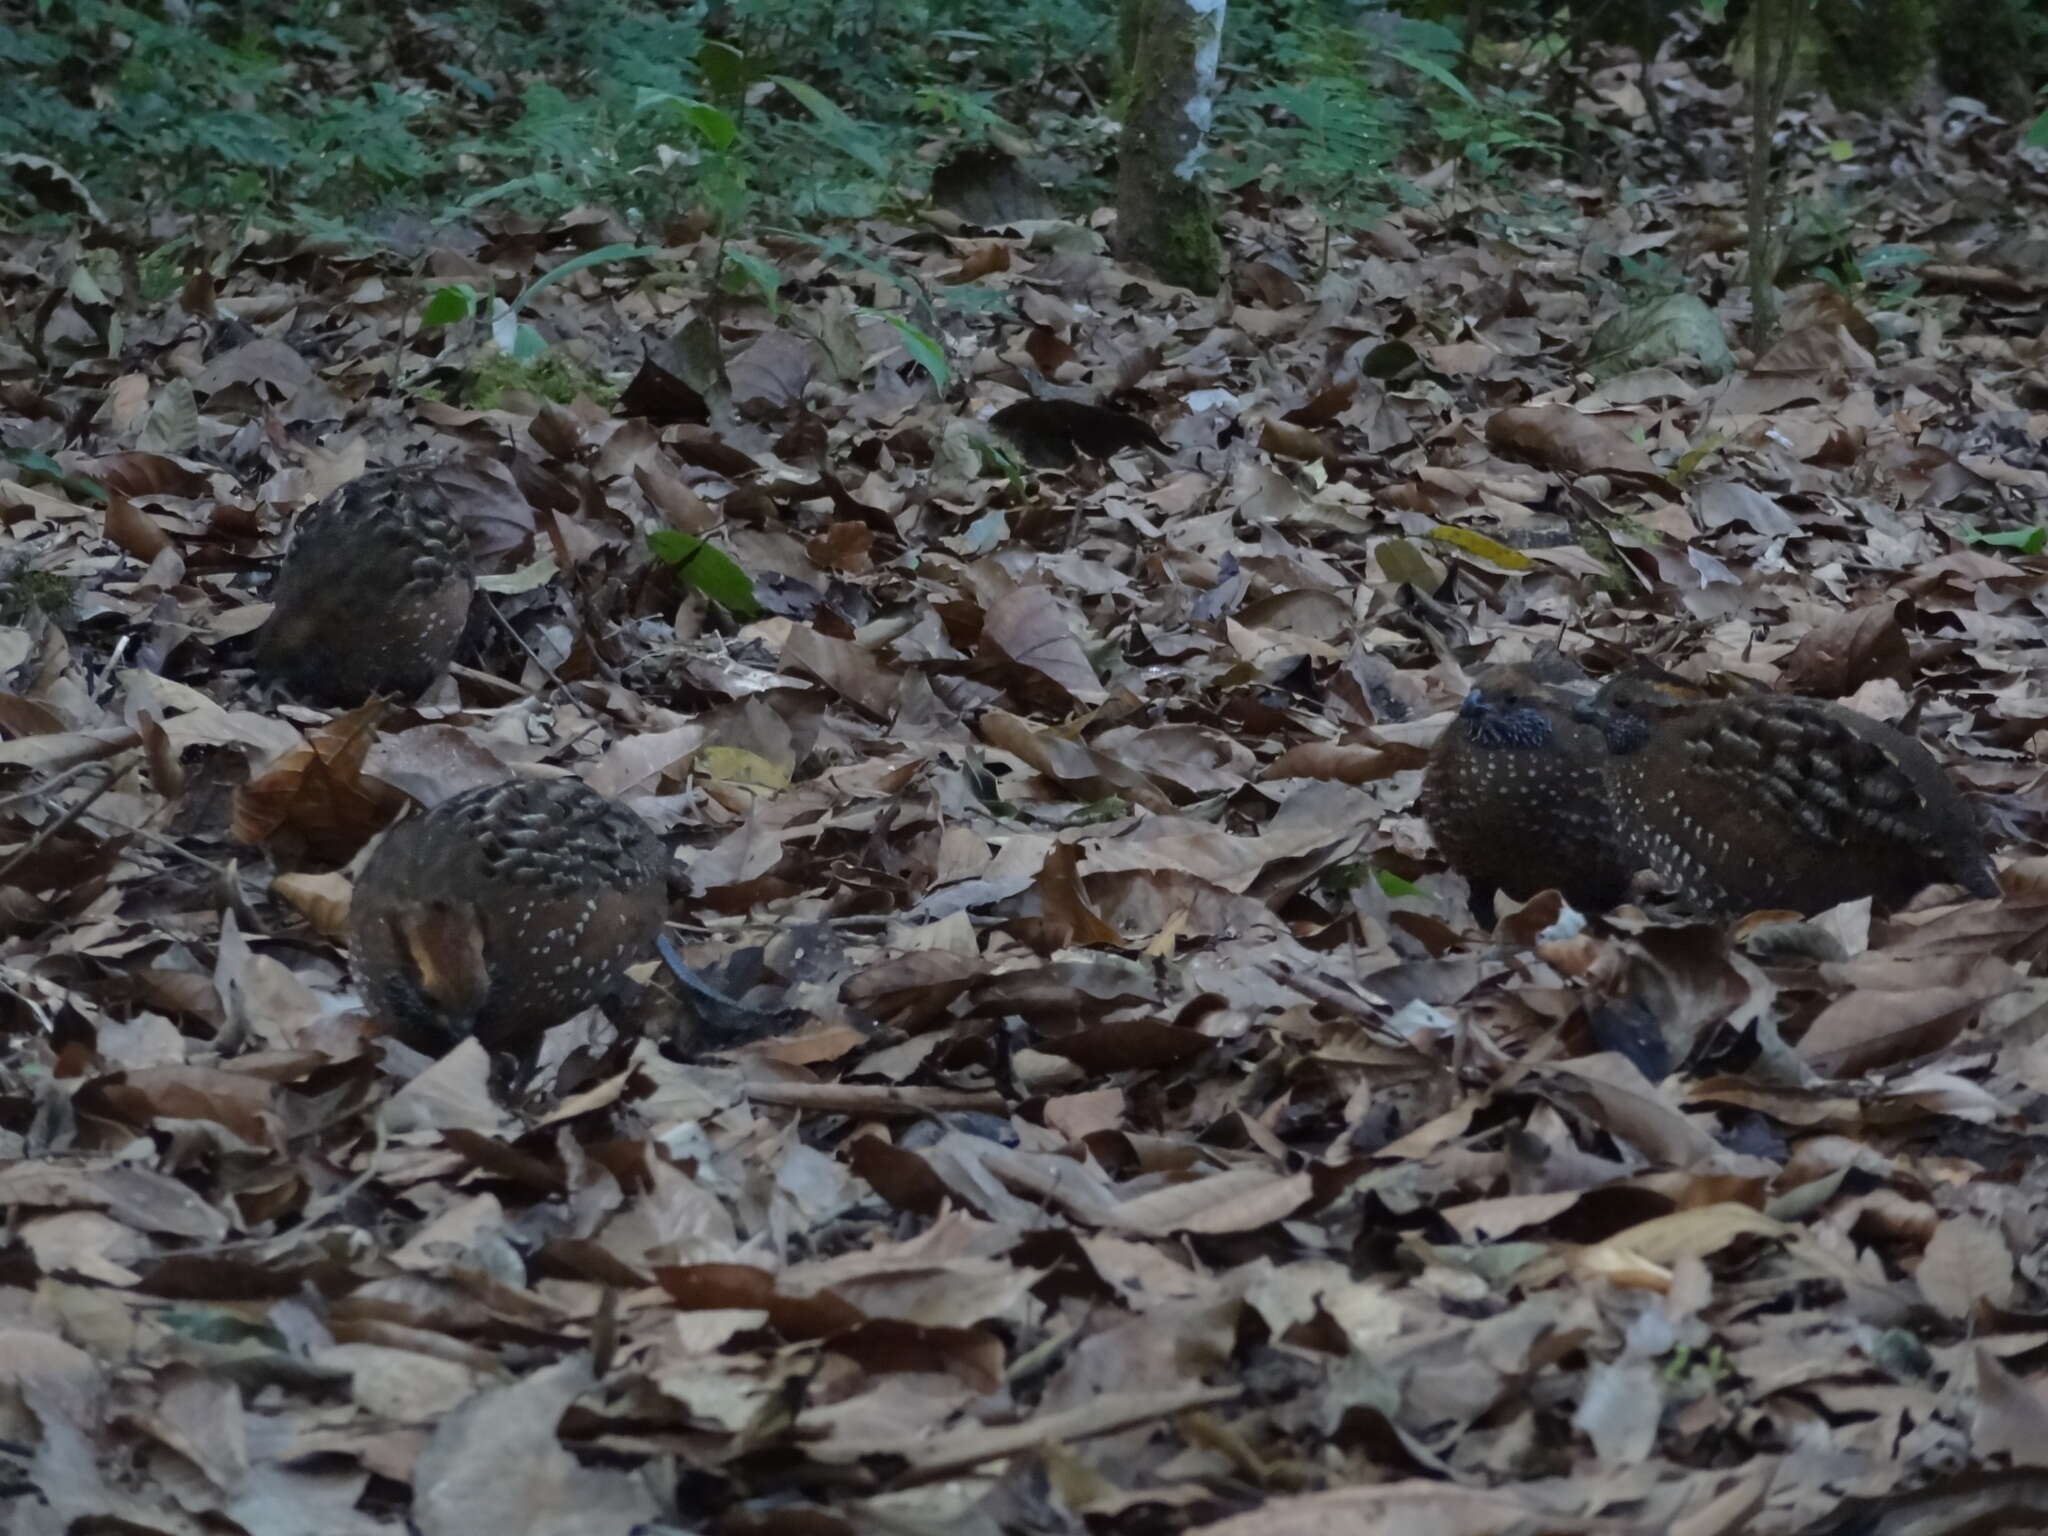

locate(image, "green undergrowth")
(0, 563), (77, 627)
(3, 0), (1576, 258)
(422, 351), (620, 411)
(0, 0), (1115, 243)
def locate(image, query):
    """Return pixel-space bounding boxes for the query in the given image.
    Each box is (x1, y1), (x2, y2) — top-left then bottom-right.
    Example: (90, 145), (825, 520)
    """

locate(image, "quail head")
(1420, 659), (1635, 922)
(349, 777), (668, 1056)
(1574, 673), (1998, 916)
(253, 469), (475, 706)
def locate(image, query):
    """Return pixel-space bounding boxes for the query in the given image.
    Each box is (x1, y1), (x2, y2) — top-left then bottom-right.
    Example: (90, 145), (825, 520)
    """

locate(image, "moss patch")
(0, 565), (76, 626)
(454, 352), (620, 410)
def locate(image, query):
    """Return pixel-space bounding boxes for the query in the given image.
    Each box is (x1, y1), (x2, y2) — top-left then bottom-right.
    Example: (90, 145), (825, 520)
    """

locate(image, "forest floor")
(3, 39), (2048, 1536)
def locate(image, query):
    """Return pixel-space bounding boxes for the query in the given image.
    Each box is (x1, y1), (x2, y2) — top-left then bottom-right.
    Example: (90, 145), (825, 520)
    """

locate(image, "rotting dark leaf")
(988, 398), (1170, 468)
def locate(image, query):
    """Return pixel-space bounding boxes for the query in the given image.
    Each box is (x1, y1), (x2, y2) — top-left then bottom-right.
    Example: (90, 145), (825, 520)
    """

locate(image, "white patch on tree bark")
(1175, 0), (1227, 181)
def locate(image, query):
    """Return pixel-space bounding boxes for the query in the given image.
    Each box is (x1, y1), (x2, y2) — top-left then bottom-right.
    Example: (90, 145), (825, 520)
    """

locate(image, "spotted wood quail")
(253, 469), (474, 706)
(349, 778), (668, 1054)
(1574, 674), (1998, 916)
(1419, 660), (1634, 920)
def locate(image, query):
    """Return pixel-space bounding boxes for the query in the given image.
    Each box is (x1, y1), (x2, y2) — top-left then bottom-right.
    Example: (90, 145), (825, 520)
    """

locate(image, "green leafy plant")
(409, 242), (657, 403)
(636, 67), (902, 329)
(1223, 6), (1560, 264)
(0, 0), (1023, 244)
(1234, 72), (1401, 267)
(771, 230), (963, 395)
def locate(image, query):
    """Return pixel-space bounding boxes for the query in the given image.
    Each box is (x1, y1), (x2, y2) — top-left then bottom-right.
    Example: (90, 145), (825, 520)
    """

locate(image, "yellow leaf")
(1427, 525), (1532, 570)
(1573, 1243), (1674, 1291)
(696, 746), (790, 790)
(1672, 432), (1727, 481)
(1608, 1202), (1787, 1264)
(272, 871), (353, 939)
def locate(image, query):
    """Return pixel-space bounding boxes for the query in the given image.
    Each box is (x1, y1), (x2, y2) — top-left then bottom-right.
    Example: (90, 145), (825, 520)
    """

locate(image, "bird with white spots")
(348, 777), (668, 1063)
(254, 467), (475, 705)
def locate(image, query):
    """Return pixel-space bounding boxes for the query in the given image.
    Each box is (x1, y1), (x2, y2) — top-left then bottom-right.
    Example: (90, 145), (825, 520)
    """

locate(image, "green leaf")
(720, 248), (781, 314)
(632, 86), (735, 144)
(5, 449), (107, 503)
(696, 41), (752, 103)
(509, 243), (662, 318)
(453, 172), (576, 215)
(769, 75), (890, 175)
(509, 323), (548, 362)
(2028, 110), (2048, 149)
(1373, 867), (1423, 898)
(1392, 48), (1477, 107)
(1825, 138), (1854, 162)
(680, 101), (738, 150)
(868, 312), (948, 391)
(647, 531), (762, 618)
(1966, 525), (2047, 555)
(420, 283), (476, 326)
(7, 448), (68, 482)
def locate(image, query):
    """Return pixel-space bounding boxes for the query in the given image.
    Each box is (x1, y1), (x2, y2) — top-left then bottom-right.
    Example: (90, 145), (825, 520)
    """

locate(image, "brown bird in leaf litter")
(1419, 658), (1635, 922)
(1572, 673), (1998, 917)
(253, 469), (474, 705)
(349, 778), (668, 1056)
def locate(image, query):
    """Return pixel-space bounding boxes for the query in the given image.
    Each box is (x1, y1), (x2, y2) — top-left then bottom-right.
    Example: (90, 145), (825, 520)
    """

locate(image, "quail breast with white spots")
(1419, 661), (1636, 922)
(348, 778), (668, 1052)
(253, 468), (475, 706)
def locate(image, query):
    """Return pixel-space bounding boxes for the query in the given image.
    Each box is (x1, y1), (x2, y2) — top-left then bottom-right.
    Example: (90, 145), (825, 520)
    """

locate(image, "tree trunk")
(1745, 0), (1810, 350)
(1115, 0), (1227, 296)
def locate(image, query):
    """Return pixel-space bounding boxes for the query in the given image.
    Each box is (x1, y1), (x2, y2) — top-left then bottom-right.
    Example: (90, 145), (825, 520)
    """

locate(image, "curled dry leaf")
(232, 701), (408, 862)
(270, 869), (353, 939)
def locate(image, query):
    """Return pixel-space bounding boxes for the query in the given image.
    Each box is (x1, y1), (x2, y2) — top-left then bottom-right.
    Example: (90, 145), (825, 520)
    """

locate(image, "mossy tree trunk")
(1115, 0), (1227, 296)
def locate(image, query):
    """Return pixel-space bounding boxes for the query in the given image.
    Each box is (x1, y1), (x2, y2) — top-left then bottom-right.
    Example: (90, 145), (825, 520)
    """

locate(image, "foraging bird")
(253, 469), (474, 706)
(349, 778), (668, 1055)
(1573, 673), (1998, 916)
(1419, 659), (1635, 921)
